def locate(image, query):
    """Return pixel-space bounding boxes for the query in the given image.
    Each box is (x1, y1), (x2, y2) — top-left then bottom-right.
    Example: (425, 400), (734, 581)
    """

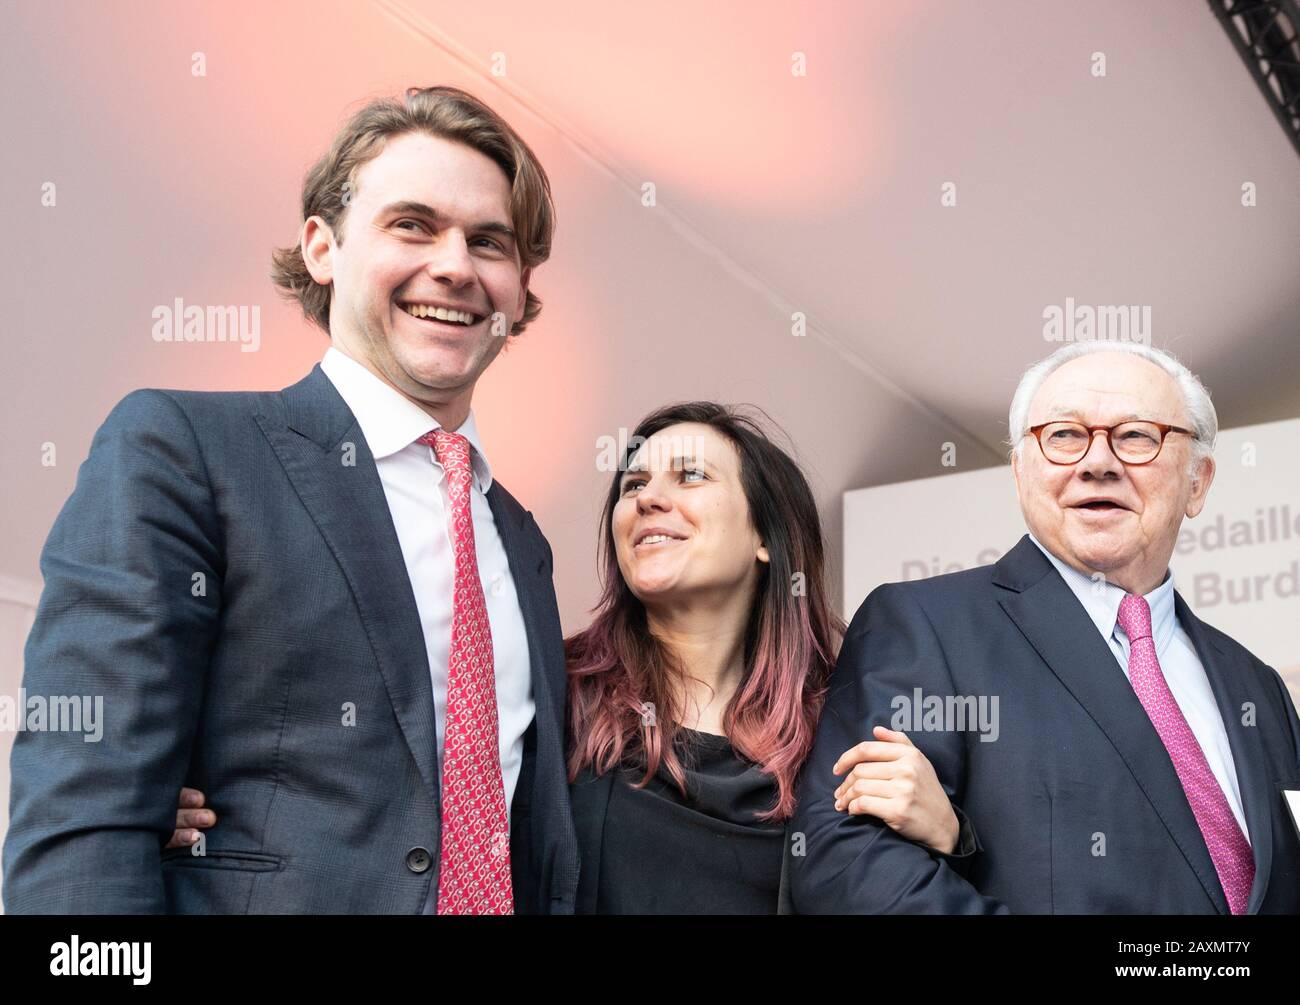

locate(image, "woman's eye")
(621, 470), (703, 493)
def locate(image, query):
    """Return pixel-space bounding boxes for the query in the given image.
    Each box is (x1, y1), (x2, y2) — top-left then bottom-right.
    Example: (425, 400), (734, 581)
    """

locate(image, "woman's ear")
(757, 543), (770, 564)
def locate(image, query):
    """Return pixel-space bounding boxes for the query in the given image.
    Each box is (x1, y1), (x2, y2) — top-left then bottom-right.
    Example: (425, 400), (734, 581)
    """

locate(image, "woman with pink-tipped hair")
(171, 401), (972, 913)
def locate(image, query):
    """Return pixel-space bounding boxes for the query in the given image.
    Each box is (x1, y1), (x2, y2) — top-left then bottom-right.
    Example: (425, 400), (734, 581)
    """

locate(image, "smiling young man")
(4, 86), (579, 915)
(790, 342), (1300, 914)
(303, 129), (530, 431)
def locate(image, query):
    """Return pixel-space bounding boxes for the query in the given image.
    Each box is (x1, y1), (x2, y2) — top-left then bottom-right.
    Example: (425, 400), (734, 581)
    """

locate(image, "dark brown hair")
(566, 402), (844, 822)
(271, 85), (554, 335)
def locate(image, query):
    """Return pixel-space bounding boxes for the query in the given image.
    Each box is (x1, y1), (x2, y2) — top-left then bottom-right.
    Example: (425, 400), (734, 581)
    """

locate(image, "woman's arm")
(831, 725), (962, 854)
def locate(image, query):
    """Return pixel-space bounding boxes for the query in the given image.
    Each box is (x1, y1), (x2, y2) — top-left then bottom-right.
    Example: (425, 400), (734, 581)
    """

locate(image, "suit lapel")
(487, 482), (582, 907)
(994, 537), (1228, 913)
(486, 486), (564, 748)
(1175, 596), (1273, 913)
(254, 365), (440, 808)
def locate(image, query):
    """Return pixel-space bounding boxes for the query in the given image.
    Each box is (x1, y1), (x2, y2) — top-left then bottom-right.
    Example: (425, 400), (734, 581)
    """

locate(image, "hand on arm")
(787, 582), (1006, 914)
(831, 726), (961, 854)
(164, 788), (218, 849)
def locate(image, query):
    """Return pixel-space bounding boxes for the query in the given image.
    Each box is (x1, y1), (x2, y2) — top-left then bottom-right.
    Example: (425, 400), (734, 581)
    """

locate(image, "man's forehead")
(351, 134), (512, 216)
(1029, 354), (1182, 420)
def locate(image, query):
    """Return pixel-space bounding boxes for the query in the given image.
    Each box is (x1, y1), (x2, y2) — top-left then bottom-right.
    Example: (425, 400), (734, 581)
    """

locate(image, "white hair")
(1007, 343), (1218, 471)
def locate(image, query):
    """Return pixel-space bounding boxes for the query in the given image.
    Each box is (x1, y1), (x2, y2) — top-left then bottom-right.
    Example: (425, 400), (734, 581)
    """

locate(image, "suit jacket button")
(406, 847), (432, 873)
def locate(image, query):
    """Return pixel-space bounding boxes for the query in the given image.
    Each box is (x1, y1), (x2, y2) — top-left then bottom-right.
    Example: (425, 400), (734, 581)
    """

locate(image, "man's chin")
(401, 327), (501, 376)
(1063, 535), (1136, 576)
(391, 345), (484, 393)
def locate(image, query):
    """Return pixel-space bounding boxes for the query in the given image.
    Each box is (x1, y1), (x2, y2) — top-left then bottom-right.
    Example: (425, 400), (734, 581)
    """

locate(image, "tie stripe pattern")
(1116, 593), (1254, 914)
(420, 428), (514, 915)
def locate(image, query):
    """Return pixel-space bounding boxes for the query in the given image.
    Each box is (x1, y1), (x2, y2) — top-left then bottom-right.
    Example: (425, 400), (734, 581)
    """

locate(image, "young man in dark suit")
(4, 86), (578, 914)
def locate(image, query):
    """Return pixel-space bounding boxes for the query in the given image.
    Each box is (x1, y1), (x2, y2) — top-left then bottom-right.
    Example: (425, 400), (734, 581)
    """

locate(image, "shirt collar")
(319, 346), (493, 492)
(1028, 533), (1176, 651)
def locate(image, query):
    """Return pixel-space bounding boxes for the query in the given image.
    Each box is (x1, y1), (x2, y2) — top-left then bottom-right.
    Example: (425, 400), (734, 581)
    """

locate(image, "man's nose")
(426, 231), (476, 287)
(1077, 429), (1124, 477)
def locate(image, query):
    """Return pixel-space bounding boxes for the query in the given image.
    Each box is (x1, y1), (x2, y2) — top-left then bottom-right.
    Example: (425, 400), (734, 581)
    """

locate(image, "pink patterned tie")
(1116, 594), (1254, 914)
(420, 428), (513, 915)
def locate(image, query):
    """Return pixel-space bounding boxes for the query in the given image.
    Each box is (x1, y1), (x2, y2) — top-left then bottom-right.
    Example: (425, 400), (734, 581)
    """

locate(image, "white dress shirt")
(1028, 535), (1248, 840)
(320, 348), (536, 907)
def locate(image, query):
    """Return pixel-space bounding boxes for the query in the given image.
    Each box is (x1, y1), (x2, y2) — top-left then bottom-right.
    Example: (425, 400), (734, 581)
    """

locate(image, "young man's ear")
(301, 216), (336, 286)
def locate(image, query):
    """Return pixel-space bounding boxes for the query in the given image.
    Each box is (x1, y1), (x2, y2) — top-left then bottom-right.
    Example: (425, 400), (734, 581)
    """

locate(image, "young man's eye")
(395, 219), (427, 233)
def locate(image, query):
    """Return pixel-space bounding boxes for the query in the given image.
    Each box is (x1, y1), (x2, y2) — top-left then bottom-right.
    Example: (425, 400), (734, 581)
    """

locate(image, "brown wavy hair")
(271, 85), (554, 335)
(566, 402), (844, 822)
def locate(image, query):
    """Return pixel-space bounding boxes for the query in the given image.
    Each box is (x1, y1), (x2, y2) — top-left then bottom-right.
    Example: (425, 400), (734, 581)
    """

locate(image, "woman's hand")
(164, 786), (217, 849)
(832, 726), (960, 854)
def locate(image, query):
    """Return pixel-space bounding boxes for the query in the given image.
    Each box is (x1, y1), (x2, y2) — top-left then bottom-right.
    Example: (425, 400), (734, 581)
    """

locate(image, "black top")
(570, 728), (786, 915)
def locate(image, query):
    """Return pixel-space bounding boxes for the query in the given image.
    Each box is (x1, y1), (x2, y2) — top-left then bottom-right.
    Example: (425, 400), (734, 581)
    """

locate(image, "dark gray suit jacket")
(790, 535), (1300, 914)
(3, 365), (580, 913)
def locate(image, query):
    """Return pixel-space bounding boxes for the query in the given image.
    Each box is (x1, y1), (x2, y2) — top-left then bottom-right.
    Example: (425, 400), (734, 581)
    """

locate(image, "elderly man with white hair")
(790, 342), (1300, 914)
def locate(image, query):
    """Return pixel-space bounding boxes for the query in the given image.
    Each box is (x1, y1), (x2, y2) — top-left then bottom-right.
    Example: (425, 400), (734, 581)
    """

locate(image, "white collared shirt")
(1028, 535), (1248, 839)
(320, 347), (535, 908)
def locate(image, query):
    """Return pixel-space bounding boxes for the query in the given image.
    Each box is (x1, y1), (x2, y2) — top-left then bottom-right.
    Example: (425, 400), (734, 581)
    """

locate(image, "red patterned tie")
(1116, 594), (1254, 914)
(420, 428), (513, 915)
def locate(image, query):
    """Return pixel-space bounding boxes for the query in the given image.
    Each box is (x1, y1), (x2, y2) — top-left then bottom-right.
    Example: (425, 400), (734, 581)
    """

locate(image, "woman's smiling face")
(613, 422), (769, 606)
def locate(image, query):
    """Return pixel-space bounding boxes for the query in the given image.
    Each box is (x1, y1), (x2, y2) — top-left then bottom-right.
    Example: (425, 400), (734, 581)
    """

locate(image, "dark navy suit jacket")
(3, 365), (579, 914)
(789, 536), (1300, 914)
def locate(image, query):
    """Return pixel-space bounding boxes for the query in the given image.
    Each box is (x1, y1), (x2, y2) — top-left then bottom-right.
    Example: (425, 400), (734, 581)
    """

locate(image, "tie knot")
(419, 428), (471, 474)
(1117, 593), (1153, 643)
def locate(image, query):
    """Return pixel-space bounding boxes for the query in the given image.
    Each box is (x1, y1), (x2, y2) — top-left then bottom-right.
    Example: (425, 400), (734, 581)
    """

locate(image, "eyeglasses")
(1025, 420), (1196, 465)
